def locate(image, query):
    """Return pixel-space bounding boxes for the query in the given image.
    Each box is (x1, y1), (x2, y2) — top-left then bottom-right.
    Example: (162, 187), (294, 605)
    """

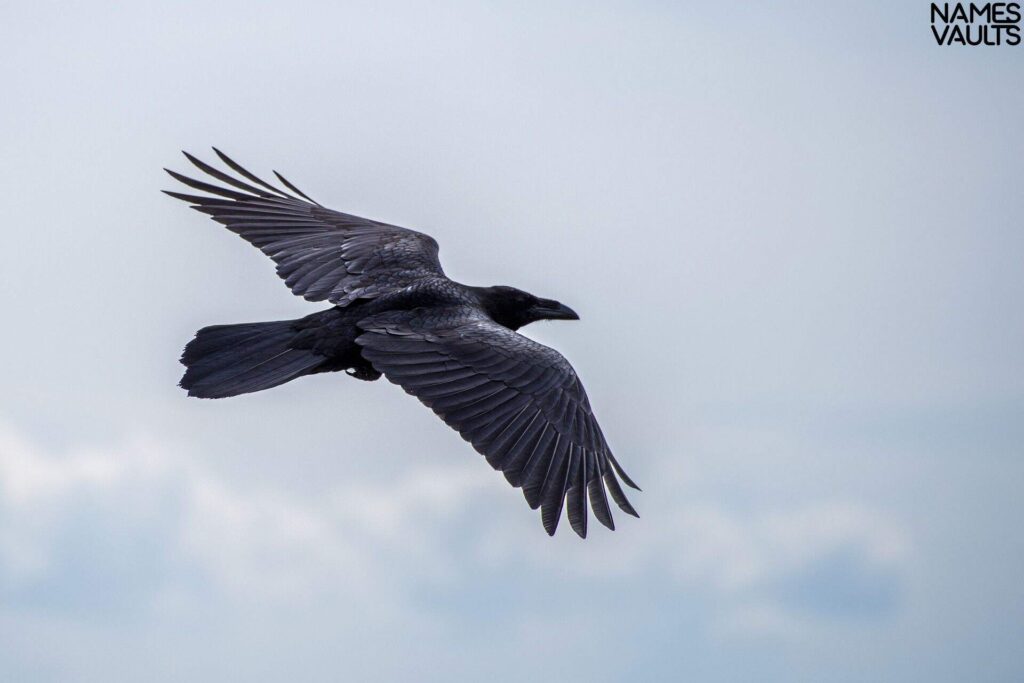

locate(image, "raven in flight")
(165, 150), (639, 537)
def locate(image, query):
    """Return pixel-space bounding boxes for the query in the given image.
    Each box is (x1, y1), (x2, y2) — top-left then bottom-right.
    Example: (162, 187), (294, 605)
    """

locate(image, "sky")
(0, 1), (1022, 680)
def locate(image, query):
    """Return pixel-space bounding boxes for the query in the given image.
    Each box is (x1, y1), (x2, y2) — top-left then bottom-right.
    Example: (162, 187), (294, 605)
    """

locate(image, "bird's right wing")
(164, 149), (445, 306)
(356, 306), (639, 538)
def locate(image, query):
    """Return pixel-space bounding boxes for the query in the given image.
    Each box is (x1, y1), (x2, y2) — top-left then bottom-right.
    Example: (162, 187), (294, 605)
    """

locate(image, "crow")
(164, 149), (639, 537)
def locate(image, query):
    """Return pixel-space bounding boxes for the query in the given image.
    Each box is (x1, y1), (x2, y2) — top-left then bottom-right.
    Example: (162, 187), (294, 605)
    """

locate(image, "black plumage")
(165, 149), (639, 537)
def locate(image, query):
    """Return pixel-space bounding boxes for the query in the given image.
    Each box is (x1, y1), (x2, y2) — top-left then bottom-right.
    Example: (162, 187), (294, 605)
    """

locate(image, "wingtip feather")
(604, 472), (639, 518)
(274, 170), (321, 205)
(588, 477), (615, 531)
(607, 452), (641, 491)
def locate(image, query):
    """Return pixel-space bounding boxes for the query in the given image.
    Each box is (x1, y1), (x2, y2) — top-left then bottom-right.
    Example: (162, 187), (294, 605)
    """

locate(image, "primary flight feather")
(165, 149), (639, 537)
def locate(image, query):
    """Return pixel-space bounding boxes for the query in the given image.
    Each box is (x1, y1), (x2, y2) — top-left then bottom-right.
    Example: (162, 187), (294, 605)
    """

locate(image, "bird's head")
(477, 285), (579, 331)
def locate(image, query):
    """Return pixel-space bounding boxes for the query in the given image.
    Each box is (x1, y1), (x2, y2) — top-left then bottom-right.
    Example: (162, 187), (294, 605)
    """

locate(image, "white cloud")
(0, 419), (490, 609)
(0, 417), (910, 637)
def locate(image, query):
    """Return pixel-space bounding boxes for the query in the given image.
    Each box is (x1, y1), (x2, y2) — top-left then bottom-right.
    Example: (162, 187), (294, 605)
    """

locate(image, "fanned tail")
(180, 320), (323, 398)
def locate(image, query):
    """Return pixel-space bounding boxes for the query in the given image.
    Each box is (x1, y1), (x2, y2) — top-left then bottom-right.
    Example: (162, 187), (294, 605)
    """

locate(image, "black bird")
(164, 149), (639, 537)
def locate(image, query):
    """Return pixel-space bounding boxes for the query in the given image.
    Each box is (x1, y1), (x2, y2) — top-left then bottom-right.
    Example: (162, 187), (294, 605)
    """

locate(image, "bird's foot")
(345, 366), (382, 381)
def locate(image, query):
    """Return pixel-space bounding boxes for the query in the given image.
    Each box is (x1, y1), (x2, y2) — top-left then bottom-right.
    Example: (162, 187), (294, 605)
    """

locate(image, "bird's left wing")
(164, 149), (445, 306)
(356, 306), (639, 538)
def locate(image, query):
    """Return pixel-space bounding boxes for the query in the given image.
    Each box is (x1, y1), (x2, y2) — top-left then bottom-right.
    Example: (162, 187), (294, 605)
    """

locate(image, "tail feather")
(180, 321), (323, 398)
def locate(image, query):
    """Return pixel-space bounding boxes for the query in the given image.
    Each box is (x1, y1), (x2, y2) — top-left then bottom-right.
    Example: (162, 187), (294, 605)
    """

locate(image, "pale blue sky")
(1, 1), (1021, 681)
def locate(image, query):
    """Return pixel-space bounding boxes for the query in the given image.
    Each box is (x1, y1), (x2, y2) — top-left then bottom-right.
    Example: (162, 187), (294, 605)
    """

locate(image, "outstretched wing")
(356, 306), (639, 538)
(164, 149), (445, 306)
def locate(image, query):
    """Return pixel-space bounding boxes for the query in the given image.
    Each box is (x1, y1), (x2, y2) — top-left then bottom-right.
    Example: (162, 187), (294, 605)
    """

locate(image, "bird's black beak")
(533, 298), (580, 321)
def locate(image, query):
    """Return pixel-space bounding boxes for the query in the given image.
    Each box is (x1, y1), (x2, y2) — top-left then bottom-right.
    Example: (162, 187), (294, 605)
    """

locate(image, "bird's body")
(166, 150), (639, 537)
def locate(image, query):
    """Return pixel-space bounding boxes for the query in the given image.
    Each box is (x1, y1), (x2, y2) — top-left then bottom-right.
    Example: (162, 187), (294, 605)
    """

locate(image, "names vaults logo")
(931, 3), (1022, 45)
